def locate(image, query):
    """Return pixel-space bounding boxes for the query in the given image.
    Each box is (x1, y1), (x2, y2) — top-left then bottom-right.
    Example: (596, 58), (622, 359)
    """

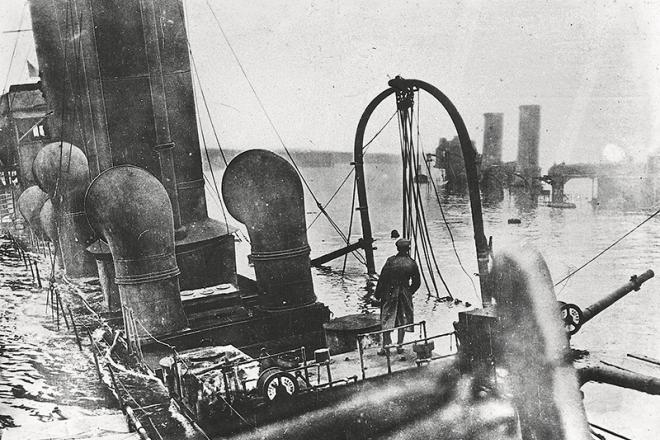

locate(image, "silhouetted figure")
(374, 239), (420, 355)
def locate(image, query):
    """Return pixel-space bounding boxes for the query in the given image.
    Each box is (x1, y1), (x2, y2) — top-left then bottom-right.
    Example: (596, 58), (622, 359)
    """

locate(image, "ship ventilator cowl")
(84, 165), (188, 337)
(32, 141), (97, 277)
(17, 185), (49, 238)
(222, 149), (317, 310)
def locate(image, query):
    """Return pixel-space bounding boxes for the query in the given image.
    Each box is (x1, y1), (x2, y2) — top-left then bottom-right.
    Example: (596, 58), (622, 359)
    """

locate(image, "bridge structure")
(542, 161), (651, 207)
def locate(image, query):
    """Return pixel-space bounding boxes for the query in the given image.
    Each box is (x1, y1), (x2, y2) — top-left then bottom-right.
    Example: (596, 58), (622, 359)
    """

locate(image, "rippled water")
(1, 159), (659, 438)
(0, 236), (117, 431)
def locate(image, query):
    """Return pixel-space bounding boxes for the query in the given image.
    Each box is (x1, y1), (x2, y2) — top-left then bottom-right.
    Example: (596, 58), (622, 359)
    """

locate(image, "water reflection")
(0, 237), (114, 429)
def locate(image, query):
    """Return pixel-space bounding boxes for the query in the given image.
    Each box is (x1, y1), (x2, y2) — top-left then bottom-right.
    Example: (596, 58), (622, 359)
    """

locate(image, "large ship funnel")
(85, 165), (188, 337)
(222, 150), (316, 310)
(32, 142), (97, 277)
(517, 105), (541, 180)
(482, 113), (503, 167)
(17, 186), (49, 237)
(29, 0), (236, 293)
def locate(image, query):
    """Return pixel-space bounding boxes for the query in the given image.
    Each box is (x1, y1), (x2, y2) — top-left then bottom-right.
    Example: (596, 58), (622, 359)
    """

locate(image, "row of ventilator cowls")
(16, 143), (321, 342)
(17, 140), (196, 337)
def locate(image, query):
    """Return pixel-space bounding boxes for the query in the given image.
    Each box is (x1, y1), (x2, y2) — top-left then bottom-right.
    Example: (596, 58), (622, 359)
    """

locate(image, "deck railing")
(356, 320), (458, 379)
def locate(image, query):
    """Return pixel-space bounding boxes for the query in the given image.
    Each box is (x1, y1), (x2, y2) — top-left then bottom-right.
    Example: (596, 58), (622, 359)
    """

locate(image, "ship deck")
(307, 345), (455, 386)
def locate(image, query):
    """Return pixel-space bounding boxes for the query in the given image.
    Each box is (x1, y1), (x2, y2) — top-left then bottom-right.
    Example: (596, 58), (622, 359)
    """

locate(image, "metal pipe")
(32, 142), (97, 277)
(353, 78), (489, 303)
(125, 405), (151, 440)
(85, 165), (188, 337)
(17, 185), (48, 238)
(582, 270), (654, 323)
(578, 364), (660, 395)
(222, 149), (317, 310)
(139, 0), (184, 234)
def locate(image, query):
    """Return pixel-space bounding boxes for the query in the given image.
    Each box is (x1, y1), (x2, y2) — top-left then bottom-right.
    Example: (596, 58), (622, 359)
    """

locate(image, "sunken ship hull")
(17, 0), (330, 361)
(2, 2), (659, 439)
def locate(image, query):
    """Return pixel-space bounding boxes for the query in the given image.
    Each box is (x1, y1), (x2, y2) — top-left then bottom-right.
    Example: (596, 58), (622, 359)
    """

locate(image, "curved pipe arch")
(85, 165), (187, 336)
(353, 78), (489, 302)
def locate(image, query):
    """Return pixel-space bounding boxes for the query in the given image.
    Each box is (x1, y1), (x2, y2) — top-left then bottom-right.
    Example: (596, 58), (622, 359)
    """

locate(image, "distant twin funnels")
(435, 105), (541, 198)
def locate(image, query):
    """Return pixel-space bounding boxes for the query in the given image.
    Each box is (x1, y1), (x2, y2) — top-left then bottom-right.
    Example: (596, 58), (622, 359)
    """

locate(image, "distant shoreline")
(203, 148), (401, 168)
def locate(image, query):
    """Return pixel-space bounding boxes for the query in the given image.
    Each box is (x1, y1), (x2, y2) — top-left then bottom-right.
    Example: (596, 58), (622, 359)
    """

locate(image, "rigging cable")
(188, 51), (229, 168)
(307, 110), (397, 231)
(308, 110), (397, 230)
(555, 206), (660, 288)
(410, 92), (450, 296)
(196, 111), (231, 233)
(1, 1), (27, 96)
(398, 104), (435, 296)
(180, 0), (228, 167)
(205, 1), (356, 252)
(396, 93), (452, 299)
(403, 112), (434, 293)
(418, 132), (478, 297)
(49, 0), (76, 282)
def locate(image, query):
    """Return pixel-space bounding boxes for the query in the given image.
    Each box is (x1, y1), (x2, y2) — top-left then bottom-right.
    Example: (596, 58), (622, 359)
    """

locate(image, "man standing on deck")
(374, 239), (421, 355)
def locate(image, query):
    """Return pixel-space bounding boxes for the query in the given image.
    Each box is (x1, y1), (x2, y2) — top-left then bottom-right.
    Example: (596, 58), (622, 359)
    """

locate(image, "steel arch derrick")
(353, 77), (490, 303)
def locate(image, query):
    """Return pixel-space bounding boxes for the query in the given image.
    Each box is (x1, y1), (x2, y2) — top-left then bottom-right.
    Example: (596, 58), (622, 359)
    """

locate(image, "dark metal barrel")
(222, 149), (317, 310)
(578, 364), (660, 395)
(29, 0), (206, 210)
(582, 269), (654, 323)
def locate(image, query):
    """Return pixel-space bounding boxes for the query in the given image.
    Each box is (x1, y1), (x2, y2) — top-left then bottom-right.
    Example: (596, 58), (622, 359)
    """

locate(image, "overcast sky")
(1, 0), (659, 169)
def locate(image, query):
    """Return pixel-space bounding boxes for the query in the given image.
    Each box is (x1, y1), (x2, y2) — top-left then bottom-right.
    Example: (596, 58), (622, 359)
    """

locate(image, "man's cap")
(395, 238), (411, 250)
(390, 229), (400, 239)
